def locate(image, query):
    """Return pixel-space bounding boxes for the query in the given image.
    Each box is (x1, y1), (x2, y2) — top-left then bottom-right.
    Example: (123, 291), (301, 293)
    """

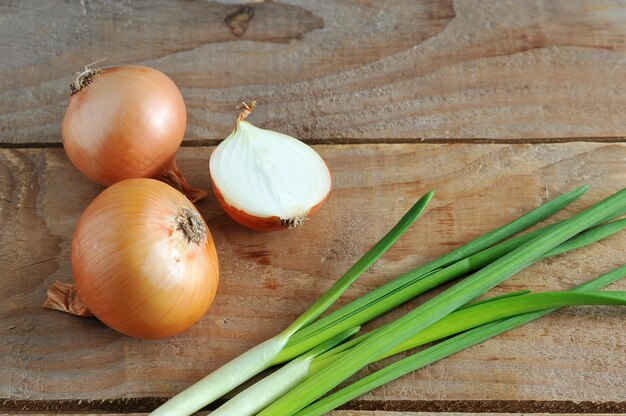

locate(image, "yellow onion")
(62, 64), (206, 202)
(209, 102), (331, 231)
(67, 178), (218, 339)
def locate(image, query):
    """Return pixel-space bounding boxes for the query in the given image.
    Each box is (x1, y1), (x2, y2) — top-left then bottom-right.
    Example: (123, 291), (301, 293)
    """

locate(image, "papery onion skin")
(62, 65), (206, 202)
(71, 178), (219, 339)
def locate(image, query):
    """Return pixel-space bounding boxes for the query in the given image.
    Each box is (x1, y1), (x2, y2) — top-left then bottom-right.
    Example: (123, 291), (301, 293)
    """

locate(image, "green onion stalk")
(211, 218), (626, 415)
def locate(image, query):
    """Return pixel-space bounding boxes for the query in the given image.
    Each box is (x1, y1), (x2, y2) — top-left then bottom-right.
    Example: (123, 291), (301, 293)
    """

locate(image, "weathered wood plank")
(1, 143), (625, 410)
(1, 0), (625, 145)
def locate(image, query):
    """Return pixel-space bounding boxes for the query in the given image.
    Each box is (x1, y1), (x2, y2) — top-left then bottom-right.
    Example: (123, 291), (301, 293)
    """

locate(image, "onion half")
(209, 103), (331, 231)
(62, 64), (206, 202)
(66, 178), (218, 339)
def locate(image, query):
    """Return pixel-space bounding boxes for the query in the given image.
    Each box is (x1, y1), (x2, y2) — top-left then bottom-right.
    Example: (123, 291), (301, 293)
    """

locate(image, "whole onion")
(62, 64), (206, 202)
(67, 178), (219, 338)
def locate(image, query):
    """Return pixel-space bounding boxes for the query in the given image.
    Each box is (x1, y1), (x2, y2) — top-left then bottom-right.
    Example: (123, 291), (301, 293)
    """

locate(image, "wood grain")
(1, 0), (625, 145)
(1, 143), (625, 412)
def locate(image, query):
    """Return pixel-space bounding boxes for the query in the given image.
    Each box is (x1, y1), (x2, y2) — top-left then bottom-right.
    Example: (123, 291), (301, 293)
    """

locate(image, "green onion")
(295, 264), (626, 416)
(258, 187), (626, 415)
(216, 288), (626, 416)
(212, 216), (626, 416)
(151, 185), (612, 416)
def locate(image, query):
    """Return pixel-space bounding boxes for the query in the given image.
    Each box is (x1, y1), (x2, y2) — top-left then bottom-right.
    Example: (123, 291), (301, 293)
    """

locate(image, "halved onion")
(209, 103), (331, 231)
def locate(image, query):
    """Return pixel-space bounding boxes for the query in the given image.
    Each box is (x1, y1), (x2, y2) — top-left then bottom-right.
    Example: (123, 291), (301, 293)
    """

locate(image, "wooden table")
(1, 1), (625, 415)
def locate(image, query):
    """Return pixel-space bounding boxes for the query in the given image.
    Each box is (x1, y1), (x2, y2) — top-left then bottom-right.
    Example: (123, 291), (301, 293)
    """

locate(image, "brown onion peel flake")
(43, 280), (94, 317)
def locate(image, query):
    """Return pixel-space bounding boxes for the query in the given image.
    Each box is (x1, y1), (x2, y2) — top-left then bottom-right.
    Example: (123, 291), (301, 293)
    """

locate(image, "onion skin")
(62, 65), (206, 202)
(211, 176), (330, 232)
(71, 178), (218, 339)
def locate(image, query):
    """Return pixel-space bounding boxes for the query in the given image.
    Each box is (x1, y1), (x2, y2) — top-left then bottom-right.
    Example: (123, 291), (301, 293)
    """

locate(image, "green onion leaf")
(295, 264), (626, 416)
(259, 188), (626, 415)
(277, 186), (589, 361)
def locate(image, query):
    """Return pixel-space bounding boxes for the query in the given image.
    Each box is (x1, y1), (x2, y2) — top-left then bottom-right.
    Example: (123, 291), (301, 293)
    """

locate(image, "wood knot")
(225, 6), (255, 37)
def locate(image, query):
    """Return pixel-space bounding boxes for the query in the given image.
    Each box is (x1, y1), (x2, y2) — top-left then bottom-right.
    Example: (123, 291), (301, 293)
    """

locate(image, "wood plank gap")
(343, 400), (626, 414)
(2, 398), (625, 414)
(212, 137), (626, 146)
(1, 137), (625, 150)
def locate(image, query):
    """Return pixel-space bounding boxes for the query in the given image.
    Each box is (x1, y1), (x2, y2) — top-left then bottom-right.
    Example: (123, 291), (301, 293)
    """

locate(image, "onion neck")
(176, 207), (206, 245)
(237, 100), (257, 121)
(70, 67), (103, 95)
